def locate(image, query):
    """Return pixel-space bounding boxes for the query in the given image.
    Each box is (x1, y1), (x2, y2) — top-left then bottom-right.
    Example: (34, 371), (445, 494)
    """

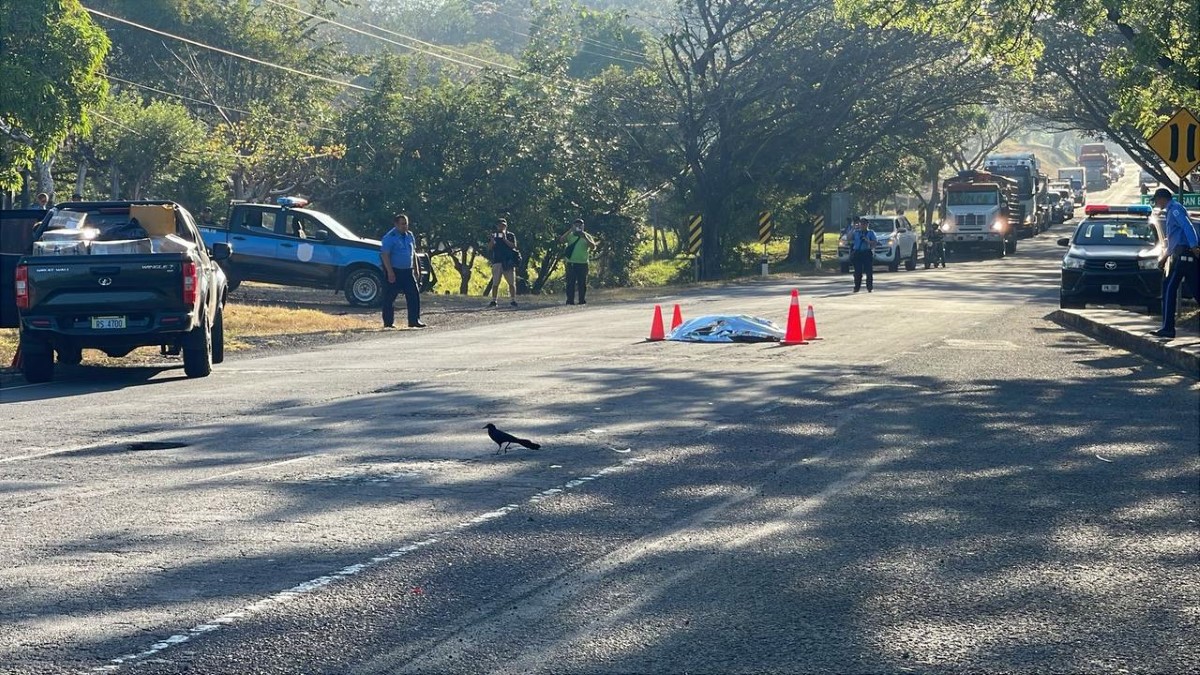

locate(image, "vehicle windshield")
(989, 168), (1032, 196)
(863, 219), (896, 234)
(42, 206), (181, 240)
(297, 209), (361, 240)
(1075, 218), (1158, 246)
(947, 190), (998, 206)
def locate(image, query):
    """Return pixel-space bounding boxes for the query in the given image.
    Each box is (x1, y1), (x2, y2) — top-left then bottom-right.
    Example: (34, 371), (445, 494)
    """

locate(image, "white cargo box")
(46, 210), (88, 231)
(90, 238), (154, 255)
(33, 240), (89, 256)
(150, 234), (195, 253)
(41, 227), (99, 242)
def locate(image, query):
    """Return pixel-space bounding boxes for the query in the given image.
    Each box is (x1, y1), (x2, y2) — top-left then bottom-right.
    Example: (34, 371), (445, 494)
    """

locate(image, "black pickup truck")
(14, 201), (231, 382)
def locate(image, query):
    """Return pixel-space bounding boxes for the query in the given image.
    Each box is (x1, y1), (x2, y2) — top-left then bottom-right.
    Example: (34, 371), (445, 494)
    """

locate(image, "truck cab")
(939, 170), (1020, 258)
(983, 153), (1041, 238)
(199, 199), (391, 307)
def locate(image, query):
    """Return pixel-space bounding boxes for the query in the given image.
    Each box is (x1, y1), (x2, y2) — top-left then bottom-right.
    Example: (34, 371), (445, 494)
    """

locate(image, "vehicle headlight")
(1024, 215), (1035, 224)
(1062, 256), (1086, 270)
(940, 221), (954, 233)
(838, 237), (847, 246)
(1138, 258), (1160, 270)
(991, 220), (1004, 231)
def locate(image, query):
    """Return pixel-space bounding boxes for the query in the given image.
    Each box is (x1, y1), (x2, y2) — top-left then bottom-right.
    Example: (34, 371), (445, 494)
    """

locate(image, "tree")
(0, 0), (109, 196)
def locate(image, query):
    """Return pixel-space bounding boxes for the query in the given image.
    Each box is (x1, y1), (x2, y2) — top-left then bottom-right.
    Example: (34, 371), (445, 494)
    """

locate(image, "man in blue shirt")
(849, 217), (878, 293)
(380, 214), (426, 328)
(1151, 188), (1199, 338)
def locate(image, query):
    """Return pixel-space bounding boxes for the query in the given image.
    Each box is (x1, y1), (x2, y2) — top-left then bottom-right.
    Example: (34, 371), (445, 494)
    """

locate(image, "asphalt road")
(2, 176), (1197, 674)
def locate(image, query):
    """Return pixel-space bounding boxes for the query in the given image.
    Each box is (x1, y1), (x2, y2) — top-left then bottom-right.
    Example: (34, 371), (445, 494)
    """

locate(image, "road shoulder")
(1051, 308), (1200, 378)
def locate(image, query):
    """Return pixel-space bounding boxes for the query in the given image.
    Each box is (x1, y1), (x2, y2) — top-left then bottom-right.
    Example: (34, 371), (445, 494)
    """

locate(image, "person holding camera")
(489, 218), (519, 307)
(559, 218), (597, 305)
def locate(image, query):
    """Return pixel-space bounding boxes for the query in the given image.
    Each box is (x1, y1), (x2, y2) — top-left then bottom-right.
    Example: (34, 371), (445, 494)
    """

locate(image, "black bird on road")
(484, 423), (542, 454)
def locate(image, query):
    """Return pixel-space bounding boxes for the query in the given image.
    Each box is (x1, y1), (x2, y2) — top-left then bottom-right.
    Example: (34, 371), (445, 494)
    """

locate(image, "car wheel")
(1005, 238), (1017, 255)
(211, 305), (225, 365)
(1059, 297), (1085, 309)
(887, 249), (900, 272)
(183, 311), (213, 378)
(839, 263), (850, 274)
(20, 338), (54, 383)
(905, 244), (917, 271)
(345, 268), (384, 307)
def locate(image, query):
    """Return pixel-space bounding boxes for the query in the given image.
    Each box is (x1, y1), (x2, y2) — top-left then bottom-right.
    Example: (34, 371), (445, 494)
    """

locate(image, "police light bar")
(1083, 204), (1151, 216)
(277, 196), (309, 208)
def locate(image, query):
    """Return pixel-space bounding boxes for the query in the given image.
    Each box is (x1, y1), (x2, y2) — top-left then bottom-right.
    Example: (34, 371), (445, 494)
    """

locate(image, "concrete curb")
(1050, 309), (1200, 379)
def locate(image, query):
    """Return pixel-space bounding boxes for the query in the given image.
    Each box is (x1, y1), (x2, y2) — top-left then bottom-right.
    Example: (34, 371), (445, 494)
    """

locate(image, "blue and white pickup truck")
(199, 199), (393, 306)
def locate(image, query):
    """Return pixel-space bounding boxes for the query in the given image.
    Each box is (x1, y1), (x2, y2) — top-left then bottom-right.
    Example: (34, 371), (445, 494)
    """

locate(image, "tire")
(905, 244), (917, 271)
(20, 339), (54, 383)
(887, 248), (900, 272)
(183, 312), (213, 378)
(57, 344), (83, 366)
(211, 305), (225, 365)
(839, 263), (850, 274)
(344, 268), (384, 307)
(1005, 238), (1018, 255)
(1059, 296), (1085, 309)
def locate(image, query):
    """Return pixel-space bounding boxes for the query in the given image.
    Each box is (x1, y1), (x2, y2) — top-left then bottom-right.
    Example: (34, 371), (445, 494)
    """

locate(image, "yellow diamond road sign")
(1148, 108), (1200, 179)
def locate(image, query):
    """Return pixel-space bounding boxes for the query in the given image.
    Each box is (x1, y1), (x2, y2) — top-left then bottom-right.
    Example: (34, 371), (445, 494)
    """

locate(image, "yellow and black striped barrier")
(686, 214), (702, 255)
(757, 211), (774, 244)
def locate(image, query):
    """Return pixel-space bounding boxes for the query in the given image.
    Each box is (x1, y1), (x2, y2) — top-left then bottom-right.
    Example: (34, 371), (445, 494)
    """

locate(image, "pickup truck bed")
(15, 201), (230, 383)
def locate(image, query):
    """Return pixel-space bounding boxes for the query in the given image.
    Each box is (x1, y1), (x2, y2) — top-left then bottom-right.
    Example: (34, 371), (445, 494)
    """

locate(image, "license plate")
(1101, 284), (1119, 293)
(91, 316), (126, 329)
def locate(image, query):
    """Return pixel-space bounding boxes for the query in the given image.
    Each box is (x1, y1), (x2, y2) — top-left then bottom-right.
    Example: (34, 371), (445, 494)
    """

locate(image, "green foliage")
(0, 0), (109, 190)
(85, 92), (231, 204)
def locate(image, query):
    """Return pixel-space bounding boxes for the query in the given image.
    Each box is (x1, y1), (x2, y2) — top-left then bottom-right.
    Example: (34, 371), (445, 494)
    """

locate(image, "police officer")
(1151, 188), (1199, 339)
(849, 216), (877, 293)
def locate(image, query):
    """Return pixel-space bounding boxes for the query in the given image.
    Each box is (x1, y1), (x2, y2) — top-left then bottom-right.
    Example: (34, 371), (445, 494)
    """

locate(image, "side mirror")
(313, 229), (330, 242)
(1056, 238), (1070, 247)
(211, 241), (232, 260)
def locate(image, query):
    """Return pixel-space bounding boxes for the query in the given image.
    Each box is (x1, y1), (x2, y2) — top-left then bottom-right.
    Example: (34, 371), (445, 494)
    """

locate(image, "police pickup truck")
(15, 201), (230, 383)
(200, 198), (410, 307)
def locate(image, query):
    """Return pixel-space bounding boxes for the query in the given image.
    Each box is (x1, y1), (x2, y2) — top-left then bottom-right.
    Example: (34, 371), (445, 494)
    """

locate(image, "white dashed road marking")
(91, 456), (649, 672)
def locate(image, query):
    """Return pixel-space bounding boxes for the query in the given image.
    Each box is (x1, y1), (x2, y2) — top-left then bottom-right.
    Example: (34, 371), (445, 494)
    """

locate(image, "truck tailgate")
(23, 253), (188, 315)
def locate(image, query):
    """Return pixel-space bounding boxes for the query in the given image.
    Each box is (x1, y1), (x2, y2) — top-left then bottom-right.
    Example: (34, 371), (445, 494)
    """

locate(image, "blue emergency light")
(1083, 204), (1151, 216)
(277, 196), (310, 208)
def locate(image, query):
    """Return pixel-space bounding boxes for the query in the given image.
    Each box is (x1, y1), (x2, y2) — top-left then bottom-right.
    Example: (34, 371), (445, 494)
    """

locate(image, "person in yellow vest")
(559, 219), (597, 305)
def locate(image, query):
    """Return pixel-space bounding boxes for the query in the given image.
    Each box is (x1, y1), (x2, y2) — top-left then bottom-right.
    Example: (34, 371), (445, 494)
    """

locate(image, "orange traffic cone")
(671, 304), (684, 331)
(802, 304), (820, 341)
(648, 304), (666, 341)
(781, 290), (806, 345)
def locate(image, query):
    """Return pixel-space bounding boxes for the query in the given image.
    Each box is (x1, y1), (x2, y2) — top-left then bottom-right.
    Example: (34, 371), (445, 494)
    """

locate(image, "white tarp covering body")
(668, 314), (785, 343)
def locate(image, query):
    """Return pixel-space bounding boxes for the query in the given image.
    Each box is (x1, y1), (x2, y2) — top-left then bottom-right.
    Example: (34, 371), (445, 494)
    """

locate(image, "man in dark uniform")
(1151, 188), (1199, 338)
(849, 217), (878, 293)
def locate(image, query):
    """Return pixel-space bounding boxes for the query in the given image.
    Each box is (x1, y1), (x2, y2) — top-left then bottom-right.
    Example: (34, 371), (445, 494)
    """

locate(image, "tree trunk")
(453, 247), (474, 295)
(530, 250), (560, 294)
(926, 158), (944, 226)
(109, 161), (120, 199)
(74, 156), (88, 198)
(34, 155), (54, 202)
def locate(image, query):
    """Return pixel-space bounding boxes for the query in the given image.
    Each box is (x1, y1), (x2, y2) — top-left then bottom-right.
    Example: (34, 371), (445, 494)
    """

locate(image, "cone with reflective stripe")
(781, 290), (806, 345)
(671, 304), (684, 331)
(802, 304), (820, 341)
(648, 304), (666, 341)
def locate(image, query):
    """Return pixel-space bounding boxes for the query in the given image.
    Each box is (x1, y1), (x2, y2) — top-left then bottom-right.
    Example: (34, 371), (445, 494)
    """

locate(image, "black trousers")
(852, 250), (874, 291)
(565, 262), (588, 303)
(382, 271), (421, 326)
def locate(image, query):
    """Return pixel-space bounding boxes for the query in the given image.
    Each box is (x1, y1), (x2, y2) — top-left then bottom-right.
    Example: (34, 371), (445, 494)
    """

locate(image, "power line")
(82, 6), (374, 92)
(261, 0), (516, 73)
(104, 74), (340, 133)
(461, 0), (650, 64)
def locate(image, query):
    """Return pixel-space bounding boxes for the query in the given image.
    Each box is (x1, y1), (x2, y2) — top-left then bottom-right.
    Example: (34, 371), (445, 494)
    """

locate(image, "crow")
(484, 423), (541, 454)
